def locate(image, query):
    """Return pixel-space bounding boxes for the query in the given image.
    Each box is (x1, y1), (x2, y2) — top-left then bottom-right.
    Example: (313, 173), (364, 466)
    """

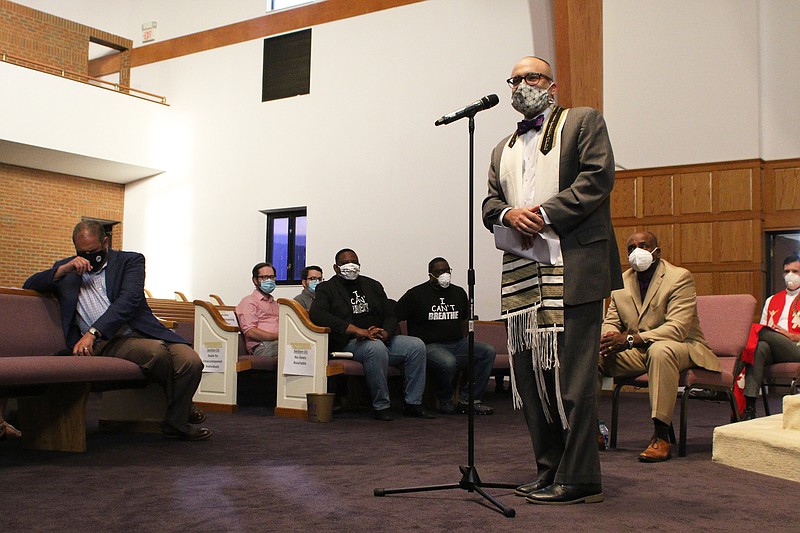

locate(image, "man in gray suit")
(482, 56), (621, 504)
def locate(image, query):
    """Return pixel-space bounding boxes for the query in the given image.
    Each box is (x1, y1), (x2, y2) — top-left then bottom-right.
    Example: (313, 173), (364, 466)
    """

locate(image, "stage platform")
(713, 395), (800, 483)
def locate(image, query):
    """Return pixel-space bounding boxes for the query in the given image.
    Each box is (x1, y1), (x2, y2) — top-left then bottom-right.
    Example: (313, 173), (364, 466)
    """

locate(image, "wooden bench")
(0, 287), (148, 452)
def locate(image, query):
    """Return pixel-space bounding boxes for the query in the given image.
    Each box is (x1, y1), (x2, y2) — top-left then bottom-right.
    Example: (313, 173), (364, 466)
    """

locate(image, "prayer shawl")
(499, 106), (570, 428)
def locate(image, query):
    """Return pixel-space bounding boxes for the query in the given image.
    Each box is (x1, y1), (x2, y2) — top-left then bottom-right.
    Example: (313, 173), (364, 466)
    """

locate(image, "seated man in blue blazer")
(24, 220), (211, 441)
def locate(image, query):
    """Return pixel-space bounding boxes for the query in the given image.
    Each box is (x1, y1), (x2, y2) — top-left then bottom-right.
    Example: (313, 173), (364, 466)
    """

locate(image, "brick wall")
(0, 163), (124, 287)
(0, 0), (132, 85)
(0, 1), (131, 287)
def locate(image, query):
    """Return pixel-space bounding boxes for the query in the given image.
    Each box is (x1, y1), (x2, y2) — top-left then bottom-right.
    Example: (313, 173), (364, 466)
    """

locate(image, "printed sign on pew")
(200, 341), (225, 373)
(284, 342), (315, 376)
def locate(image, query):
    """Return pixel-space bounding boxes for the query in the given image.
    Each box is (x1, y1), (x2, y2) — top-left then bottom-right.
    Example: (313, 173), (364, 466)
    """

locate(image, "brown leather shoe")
(638, 436), (671, 462)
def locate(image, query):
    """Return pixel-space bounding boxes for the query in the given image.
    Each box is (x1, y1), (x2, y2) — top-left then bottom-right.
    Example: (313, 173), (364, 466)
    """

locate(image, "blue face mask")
(308, 280), (320, 293)
(260, 279), (276, 294)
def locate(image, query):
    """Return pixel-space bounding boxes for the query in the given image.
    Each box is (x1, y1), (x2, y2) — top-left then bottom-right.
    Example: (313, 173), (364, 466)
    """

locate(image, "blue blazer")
(23, 249), (187, 349)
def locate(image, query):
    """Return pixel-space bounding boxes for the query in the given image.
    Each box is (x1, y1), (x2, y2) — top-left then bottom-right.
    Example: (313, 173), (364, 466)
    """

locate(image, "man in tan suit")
(599, 231), (719, 462)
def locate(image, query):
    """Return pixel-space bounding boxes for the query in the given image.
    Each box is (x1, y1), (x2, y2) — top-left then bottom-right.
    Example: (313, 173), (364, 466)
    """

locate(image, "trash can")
(306, 392), (335, 423)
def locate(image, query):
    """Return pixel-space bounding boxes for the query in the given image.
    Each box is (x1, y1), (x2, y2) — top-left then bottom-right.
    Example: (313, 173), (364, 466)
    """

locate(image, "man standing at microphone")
(482, 56), (621, 504)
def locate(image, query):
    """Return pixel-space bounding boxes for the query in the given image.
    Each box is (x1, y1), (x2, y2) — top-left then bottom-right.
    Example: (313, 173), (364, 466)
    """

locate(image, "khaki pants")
(599, 340), (695, 424)
(97, 334), (203, 430)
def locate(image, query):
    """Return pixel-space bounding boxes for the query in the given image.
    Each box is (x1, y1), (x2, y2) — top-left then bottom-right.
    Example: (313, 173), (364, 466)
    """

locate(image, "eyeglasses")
(506, 72), (552, 88)
(256, 275), (276, 281)
(305, 276), (324, 282)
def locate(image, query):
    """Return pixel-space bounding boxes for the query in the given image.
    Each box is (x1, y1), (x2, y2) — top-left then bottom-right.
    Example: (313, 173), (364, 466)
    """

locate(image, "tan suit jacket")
(602, 259), (720, 371)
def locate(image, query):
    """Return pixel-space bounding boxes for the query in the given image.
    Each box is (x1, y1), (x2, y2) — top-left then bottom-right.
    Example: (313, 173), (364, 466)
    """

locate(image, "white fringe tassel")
(505, 305), (568, 429)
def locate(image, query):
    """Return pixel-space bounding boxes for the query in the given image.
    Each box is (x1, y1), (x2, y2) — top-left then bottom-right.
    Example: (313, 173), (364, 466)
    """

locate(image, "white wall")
(758, 0), (800, 160)
(123, 0), (550, 319)
(603, 0), (800, 169)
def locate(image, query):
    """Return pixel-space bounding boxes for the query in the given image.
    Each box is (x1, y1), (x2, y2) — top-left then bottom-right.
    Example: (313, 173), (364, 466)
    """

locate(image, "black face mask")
(78, 249), (107, 271)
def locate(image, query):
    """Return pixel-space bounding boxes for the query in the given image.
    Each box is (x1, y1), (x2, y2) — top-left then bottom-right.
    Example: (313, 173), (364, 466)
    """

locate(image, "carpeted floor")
(2, 386), (797, 532)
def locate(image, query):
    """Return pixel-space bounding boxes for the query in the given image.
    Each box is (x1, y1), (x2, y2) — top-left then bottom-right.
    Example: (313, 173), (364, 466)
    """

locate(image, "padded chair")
(761, 362), (800, 415)
(610, 294), (756, 457)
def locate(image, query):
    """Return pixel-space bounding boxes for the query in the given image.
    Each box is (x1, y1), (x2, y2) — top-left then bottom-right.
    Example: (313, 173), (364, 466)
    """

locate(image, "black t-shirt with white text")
(396, 281), (469, 344)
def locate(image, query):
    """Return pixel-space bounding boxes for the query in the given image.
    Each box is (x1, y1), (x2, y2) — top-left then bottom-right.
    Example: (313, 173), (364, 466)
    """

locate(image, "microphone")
(434, 94), (499, 126)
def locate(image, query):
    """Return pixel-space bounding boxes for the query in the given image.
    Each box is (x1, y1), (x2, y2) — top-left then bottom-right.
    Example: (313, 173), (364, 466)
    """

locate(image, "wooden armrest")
(276, 298), (331, 334)
(193, 300), (240, 332)
(236, 360), (254, 372)
(174, 291), (189, 302)
(158, 318), (176, 329)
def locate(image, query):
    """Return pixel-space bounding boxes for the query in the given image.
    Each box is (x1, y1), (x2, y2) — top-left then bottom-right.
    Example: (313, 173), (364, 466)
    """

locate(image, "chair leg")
(679, 388), (689, 457)
(610, 384), (622, 449)
(761, 384), (771, 416)
(727, 391), (740, 423)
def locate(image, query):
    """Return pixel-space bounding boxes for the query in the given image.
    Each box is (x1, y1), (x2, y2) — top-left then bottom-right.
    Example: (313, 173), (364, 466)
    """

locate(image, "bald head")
(511, 56), (553, 80)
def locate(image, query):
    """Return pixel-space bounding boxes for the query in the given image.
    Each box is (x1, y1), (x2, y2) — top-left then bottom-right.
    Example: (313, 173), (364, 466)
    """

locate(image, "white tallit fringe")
(504, 306), (569, 429)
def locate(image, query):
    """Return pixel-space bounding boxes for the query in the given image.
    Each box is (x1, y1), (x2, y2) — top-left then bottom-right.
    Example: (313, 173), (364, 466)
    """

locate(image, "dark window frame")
(262, 207), (307, 286)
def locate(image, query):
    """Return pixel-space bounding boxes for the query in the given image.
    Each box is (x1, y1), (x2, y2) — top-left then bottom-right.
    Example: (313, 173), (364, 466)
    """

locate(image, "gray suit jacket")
(602, 260), (720, 371)
(481, 106), (622, 305)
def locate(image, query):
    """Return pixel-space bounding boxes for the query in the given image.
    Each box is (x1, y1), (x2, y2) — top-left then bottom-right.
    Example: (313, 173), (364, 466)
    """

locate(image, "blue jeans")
(426, 338), (496, 404)
(344, 334), (427, 410)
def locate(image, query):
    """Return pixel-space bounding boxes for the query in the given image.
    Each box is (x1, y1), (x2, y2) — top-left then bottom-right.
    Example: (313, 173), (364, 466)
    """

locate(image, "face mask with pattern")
(511, 82), (553, 118)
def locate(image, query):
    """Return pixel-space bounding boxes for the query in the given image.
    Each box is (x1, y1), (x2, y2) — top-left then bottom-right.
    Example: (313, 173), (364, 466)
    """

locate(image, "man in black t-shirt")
(309, 248), (434, 421)
(396, 257), (496, 415)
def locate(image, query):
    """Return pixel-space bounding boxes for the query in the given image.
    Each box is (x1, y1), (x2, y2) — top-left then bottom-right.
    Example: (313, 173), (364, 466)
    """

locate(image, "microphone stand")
(374, 114), (518, 518)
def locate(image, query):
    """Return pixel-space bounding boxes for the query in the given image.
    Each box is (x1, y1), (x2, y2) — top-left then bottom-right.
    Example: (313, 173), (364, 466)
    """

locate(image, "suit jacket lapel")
(639, 260), (666, 320)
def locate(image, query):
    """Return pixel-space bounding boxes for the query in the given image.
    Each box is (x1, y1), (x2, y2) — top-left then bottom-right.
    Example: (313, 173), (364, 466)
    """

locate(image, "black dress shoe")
(403, 404), (436, 419)
(526, 483), (603, 505)
(163, 424), (212, 441)
(188, 404), (206, 425)
(740, 406), (756, 421)
(373, 408), (394, 422)
(514, 477), (554, 497)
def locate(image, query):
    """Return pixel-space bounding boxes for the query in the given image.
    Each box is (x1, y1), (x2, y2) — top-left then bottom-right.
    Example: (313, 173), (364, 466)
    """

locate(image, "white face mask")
(337, 263), (360, 281)
(435, 272), (451, 289)
(785, 272), (800, 291)
(628, 247), (657, 273)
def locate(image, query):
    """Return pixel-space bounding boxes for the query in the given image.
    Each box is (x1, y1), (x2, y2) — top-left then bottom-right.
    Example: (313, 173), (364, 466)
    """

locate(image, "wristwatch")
(626, 334), (635, 349)
(88, 327), (101, 340)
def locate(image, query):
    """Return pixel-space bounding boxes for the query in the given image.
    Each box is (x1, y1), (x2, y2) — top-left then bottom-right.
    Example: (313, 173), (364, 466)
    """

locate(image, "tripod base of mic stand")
(374, 465), (518, 517)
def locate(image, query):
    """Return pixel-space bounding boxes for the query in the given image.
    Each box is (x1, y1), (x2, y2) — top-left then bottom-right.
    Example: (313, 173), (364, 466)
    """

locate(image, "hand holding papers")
(493, 224), (562, 266)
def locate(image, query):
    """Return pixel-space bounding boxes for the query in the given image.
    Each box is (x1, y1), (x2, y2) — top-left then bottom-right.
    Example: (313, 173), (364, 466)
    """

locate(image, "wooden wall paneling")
(773, 167), (800, 211)
(717, 220), (755, 262)
(613, 225), (638, 260)
(680, 222), (713, 263)
(648, 223), (676, 264)
(717, 168), (754, 212)
(641, 174), (674, 217)
(693, 272), (713, 296)
(610, 177), (636, 219)
(716, 271), (757, 296)
(679, 171), (712, 214)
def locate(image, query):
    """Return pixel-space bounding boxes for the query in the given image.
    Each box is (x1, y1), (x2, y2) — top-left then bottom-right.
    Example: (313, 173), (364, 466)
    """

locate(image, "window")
(269, 0), (317, 10)
(262, 29), (311, 102)
(263, 208), (307, 284)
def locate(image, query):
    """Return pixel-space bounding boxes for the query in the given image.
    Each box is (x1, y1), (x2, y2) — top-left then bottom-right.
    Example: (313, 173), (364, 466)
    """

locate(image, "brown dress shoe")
(638, 436), (671, 462)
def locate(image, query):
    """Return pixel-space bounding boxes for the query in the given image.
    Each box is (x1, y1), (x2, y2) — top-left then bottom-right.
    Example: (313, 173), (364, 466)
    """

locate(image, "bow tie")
(516, 115), (545, 135)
